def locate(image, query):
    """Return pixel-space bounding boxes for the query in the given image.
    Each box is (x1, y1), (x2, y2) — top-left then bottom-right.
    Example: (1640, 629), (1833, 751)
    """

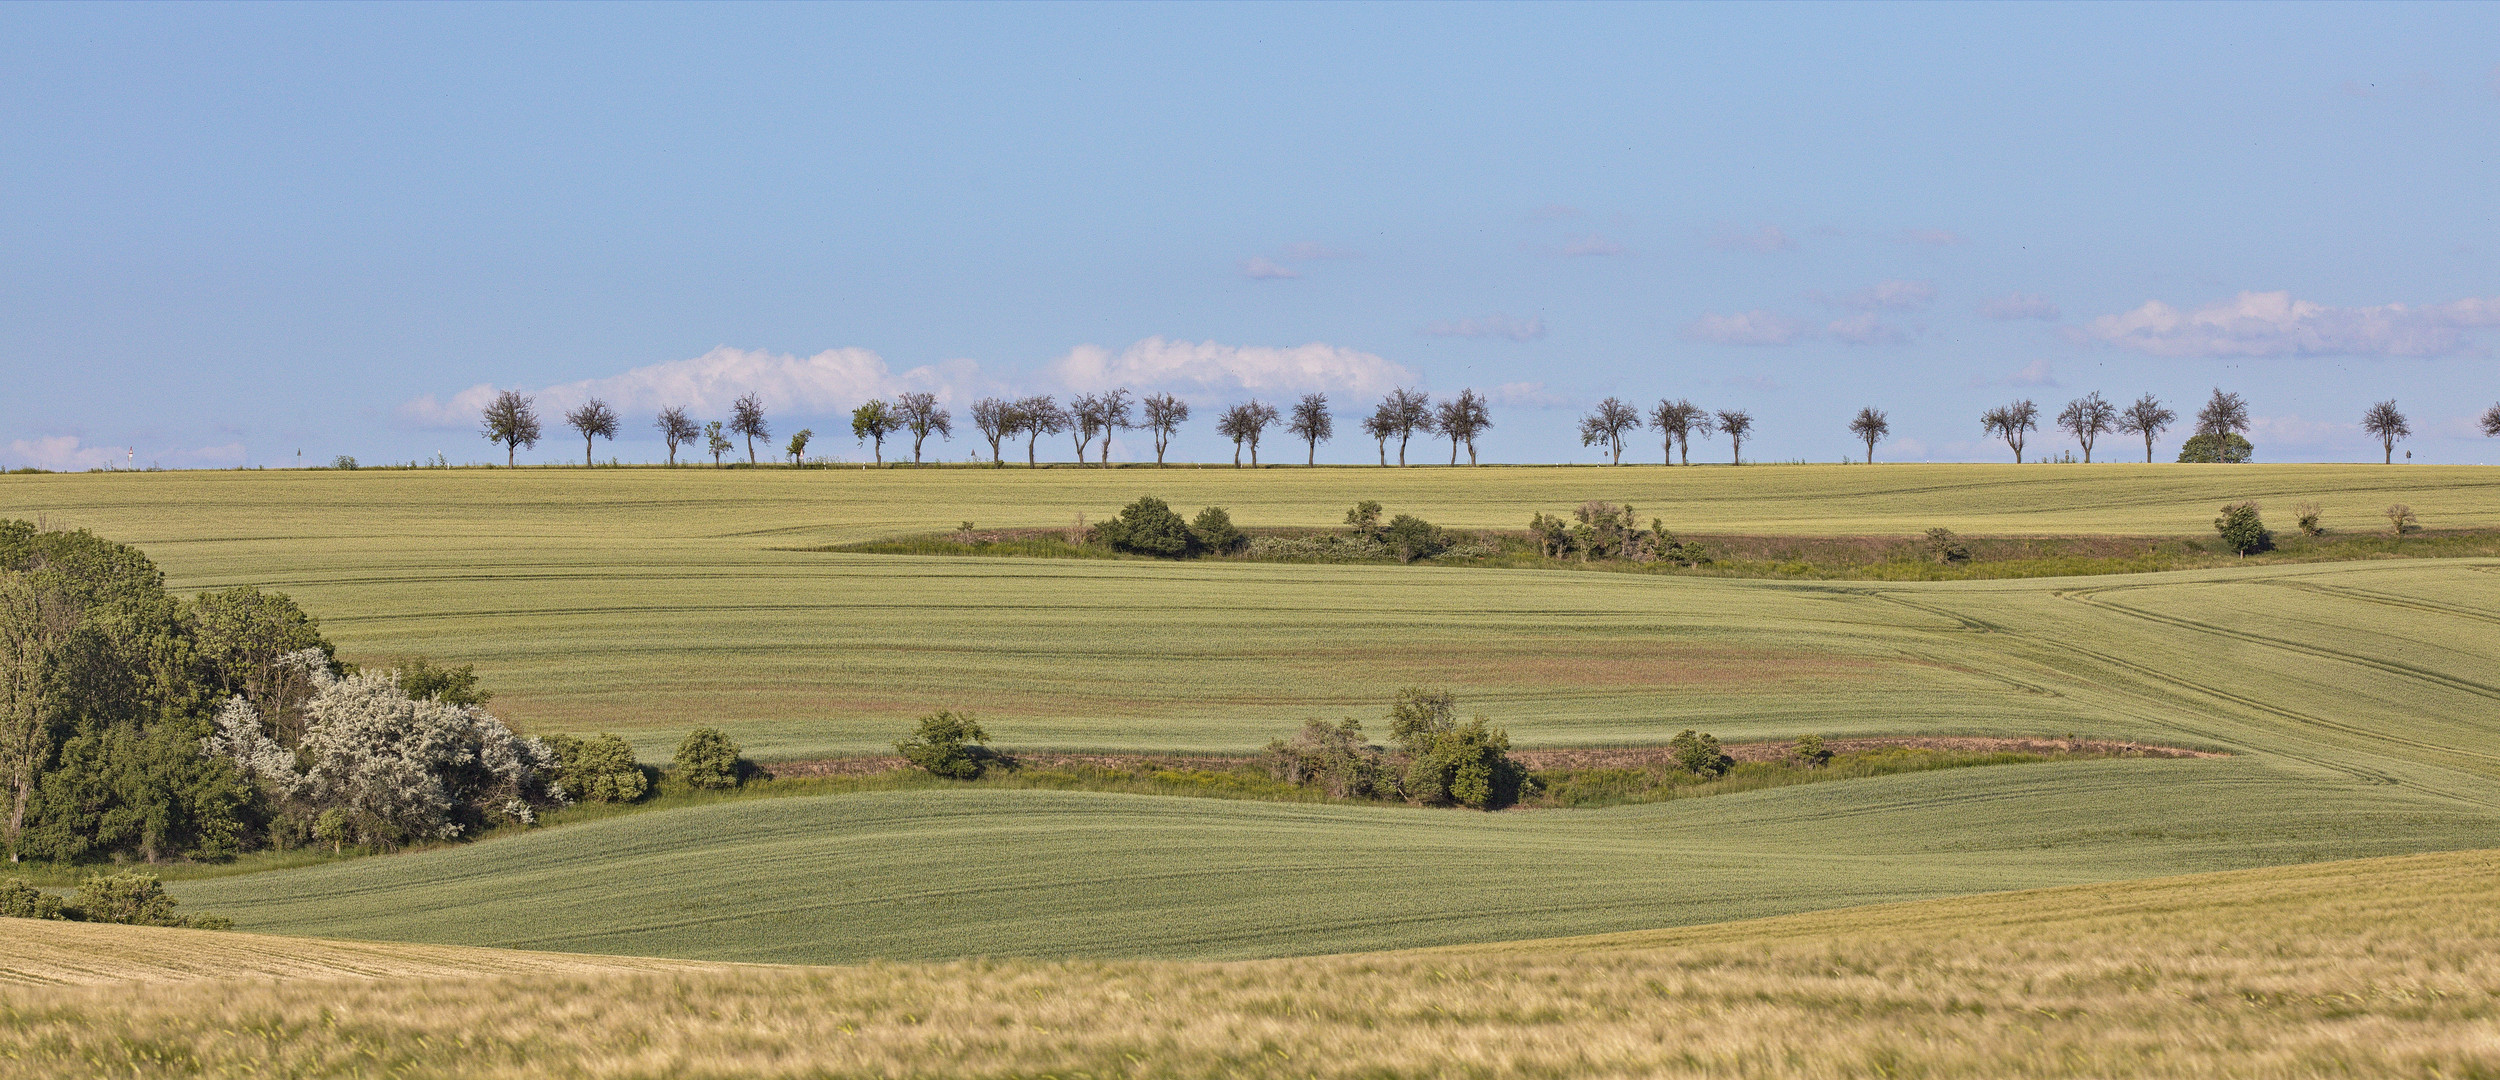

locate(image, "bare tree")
(1095, 388), (1132, 466)
(1714, 409), (1753, 464)
(480, 390), (542, 467)
(2057, 392), (2117, 463)
(729, 393), (770, 464)
(893, 391), (952, 464)
(2118, 393), (2176, 463)
(1435, 389), (1492, 465)
(1362, 401), (1396, 465)
(1649, 399), (1710, 465)
(850, 401), (899, 466)
(1848, 407), (1889, 464)
(1067, 393), (1103, 464)
(1288, 393), (1332, 465)
(655, 407), (699, 466)
(564, 398), (618, 467)
(1981, 399), (2039, 462)
(1015, 395), (1064, 466)
(2483, 403), (2500, 438)
(2196, 388), (2250, 444)
(971, 398), (1010, 467)
(1578, 397), (1641, 465)
(2361, 400), (2411, 464)
(1134, 393), (1188, 466)
(1383, 388), (1432, 466)
(1216, 400), (1280, 467)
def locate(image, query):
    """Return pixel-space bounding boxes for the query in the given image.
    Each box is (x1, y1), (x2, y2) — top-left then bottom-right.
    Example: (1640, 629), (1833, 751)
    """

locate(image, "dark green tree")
(2214, 502), (2271, 556)
(672, 727), (743, 790)
(1190, 506), (1243, 554)
(896, 710), (991, 779)
(1095, 496), (1196, 557)
(1669, 729), (1731, 776)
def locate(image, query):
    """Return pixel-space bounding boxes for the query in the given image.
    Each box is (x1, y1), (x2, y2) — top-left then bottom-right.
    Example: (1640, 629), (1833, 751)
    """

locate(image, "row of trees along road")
(479, 386), (2500, 468)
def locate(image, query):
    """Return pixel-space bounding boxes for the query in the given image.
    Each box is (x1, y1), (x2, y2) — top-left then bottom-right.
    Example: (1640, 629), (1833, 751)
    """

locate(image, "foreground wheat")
(4, 848), (2495, 1078)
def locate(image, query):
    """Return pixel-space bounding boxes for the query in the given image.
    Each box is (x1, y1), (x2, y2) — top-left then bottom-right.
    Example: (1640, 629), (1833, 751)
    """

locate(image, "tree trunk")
(1397, 433), (1409, 467)
(1467, 438), (1478, 466)
(746, 436), (755, 465)
(1307, 438), (1317, 466)
(585, 436), (594, 467)
(1233, 442), (1242, 467)
(507, 444), (516, 468)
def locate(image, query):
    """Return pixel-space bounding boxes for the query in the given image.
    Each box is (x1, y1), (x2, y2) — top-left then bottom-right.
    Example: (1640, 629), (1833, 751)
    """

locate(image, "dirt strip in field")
(757, 736), (2224, 779)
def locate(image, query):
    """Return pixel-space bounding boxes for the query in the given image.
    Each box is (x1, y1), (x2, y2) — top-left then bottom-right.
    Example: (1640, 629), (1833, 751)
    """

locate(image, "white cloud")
(2082, 291), (2500, 358)
(1489, 381), (1565, 407)
(1706, 225), (1796, 253)
(399, 346), (963, 429)
(1558, 234), (1626, 257)
(1281, 242), (1358, 260)
(1897, 228), (1967, 246)
(1239, 257), (1301, 280)
(1421, 314), (1546, 341)
(2008, 359), (2058, 387)
(5, 435), (122, 471)
(1052, 337), (1414, 396)
(1814, 279), (1936, 311)
(1825, 312), (1913, 345)
(1978, 292), (2061, 320)
(1684, 311), (1812, 346)
(2248, 414), (2344, 447)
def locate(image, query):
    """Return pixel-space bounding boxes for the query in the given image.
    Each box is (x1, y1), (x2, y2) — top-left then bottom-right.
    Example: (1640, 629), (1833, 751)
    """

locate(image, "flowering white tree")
(204, 650), (560, 847)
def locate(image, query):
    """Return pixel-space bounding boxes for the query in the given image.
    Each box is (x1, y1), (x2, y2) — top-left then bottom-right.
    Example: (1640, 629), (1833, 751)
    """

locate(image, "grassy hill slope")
(25, 848), (2500, 1079)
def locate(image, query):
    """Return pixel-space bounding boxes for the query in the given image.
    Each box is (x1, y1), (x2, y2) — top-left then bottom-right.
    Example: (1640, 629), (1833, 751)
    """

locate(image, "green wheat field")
(3, 464), (2496, 1077)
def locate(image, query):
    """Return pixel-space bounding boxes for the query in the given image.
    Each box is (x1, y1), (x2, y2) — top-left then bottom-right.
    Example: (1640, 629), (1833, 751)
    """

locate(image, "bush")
(545, 733), (649, 804)
(329, 455), (358, 470)
(1670, 729), (1732, 777)
(2177, 432), (2255, 463)
(2294, 502), (2325, 537)
(1095, 496), (1196, 557)
(70, 872), (226, 929)
(1383, 687), (1526, 809)
(2214, 502), (2272, 556)
(1789, 733), (1831, 767)
(897, 710), (992, 779)
(393, 657), (492, 706)
(1243, 534), (1391, 561)
(1263, 718), (1386, 799)
(1190, 506), (1243, 554)
(1382, 514), (1448, 563)
(672, 727), (744, 790)
(2385, 504), (2419, 535)
(0, 878), (65, 920)
(1924, 528), (1972, 564)
(1344, 500), (1385, 540)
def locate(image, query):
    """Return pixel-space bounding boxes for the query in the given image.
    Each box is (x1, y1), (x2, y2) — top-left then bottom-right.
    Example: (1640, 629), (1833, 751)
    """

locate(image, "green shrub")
(673, 727), (745, 790)
(70, 872), (226, 928)
(1263, 718), (1386, 798)
(1383, 687), (1526, 809)
(2178, 433), (2254, 463)
(392, 657), (492, 706)
(1789, 733), (1831, 767)
(1382, 514), (1447, 563)
(1190, 506), (1243, 554)
(1670, 729), (1732, 777)
(1095, 496), (1196, 557)
(2293, 502), (2325, 537)
(1925, 528), (1972, 564)
(545, 733), (650, 803)
(897, 710), (993, 779)
(1344, 500), (1384, 541)
(2214, 502), (2272, 556)
(0, 878), (65, 920)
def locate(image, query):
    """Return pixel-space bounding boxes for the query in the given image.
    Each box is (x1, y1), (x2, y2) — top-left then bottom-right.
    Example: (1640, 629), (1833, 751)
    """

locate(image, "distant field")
(2, 466), (2496, 760)
(0, 919), (717, 986)
(24, 849), (2500, 1079)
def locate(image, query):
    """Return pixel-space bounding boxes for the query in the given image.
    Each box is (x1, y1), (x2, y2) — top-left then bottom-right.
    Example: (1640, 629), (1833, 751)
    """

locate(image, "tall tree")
(1216, 400), (1280, 467)
(1981, 399), (2039, 462)
(1094, 388), (1132, 466)
(654, 407), (699, 467)
(1288, 393), (1333, 465)
(1016, 395), (1066, 466)
(1435, 389), (1492, 465)
(1715, 409), (1753, 464)
(2195, 388), (2251, 449)
(2057, 392), (2117, 463)
(785, 429), (813, 465)
(1140, 393), (1190, 467)
(893, 391), (952, 465)
(1648, 399), (1710, 465)
(1362, 402), (1397, 465)
(1375, 388), (1431, 466)
(971, 398), (1011, 467)
(0, 572), (69, 861)
(2118, 393), (2176, 463)
(1848, 407), (1889, 464)
(564, 398), (618, 467)
(479, 390), (541, 468)
(850, 401), (900, 466)
(1067, 393), (1103, 464)
(729, 393), (770, 465)
(1578, 397), (1640, 465)
(2361, 400), (2411, 464)
(704, 421), (732, 466)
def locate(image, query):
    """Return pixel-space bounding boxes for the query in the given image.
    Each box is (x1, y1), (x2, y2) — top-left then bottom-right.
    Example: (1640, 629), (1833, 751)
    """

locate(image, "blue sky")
(6, 2), (2498, 468)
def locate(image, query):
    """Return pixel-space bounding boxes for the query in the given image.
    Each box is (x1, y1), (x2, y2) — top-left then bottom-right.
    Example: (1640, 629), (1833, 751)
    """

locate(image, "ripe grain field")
(20, 849), (2500, 1079)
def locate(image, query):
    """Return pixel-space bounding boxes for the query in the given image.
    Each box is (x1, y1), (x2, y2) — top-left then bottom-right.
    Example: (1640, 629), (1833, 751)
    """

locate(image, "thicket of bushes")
(0, 870), (226, 929)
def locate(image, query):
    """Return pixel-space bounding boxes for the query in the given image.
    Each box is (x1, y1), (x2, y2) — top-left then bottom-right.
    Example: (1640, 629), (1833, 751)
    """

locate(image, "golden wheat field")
(7, 848), (2496, 1079)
